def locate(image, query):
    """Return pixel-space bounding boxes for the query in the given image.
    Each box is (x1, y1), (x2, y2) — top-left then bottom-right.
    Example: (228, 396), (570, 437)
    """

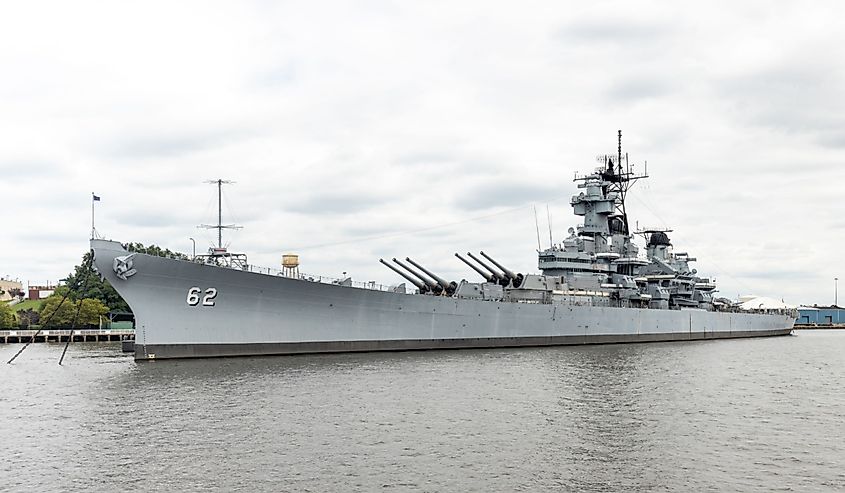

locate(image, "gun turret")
(455, 253), (496, 283)
(479, 251), (524, 288)
(380, 258), (429, 293)
(392, 258), (443, 295)
(406, 257), (458, 296)
(467, 252), (506, 285)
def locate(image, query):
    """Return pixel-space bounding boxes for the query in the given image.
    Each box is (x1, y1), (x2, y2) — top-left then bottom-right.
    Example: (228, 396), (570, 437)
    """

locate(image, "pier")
(0, 329), (134, 344)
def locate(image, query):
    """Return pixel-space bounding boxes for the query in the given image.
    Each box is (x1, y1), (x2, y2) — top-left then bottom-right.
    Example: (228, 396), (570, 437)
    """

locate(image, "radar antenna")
(589, 130), (648, 235)
(199, 179), (242, 249)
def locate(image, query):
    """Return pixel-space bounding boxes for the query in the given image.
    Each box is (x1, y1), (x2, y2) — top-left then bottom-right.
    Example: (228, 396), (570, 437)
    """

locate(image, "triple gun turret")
(382, 251), (525, 294)
(380, 257), (458, 295)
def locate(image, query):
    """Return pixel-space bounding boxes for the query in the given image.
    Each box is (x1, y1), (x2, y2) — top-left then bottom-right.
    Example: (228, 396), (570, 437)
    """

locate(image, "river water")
(1, 330), (843, 492)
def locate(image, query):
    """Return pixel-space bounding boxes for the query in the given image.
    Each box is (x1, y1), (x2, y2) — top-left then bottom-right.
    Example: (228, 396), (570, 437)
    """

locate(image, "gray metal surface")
(90, 239), (794, 361)
(135, 329), (792, 359)
(90, 134), (795, 361)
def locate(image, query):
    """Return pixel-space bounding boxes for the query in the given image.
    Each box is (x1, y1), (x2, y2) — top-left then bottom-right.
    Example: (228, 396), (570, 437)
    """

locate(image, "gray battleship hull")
(91, 240), (794, 361)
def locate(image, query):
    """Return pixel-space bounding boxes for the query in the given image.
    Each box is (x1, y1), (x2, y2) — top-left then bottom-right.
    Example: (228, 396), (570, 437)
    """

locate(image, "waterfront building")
(796, 306), (845, 325)
(27, 283), (56, 300)
(0, 277), (23, 301)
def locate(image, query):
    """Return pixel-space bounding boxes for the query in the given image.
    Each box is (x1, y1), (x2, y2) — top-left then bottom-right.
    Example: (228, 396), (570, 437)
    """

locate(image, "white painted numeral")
(202, 288), (218, 306)
(187, 286), (217, 306)
(186, 286), (201, 306)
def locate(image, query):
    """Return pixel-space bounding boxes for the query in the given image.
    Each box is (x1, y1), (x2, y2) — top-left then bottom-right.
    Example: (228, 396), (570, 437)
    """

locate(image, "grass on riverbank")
(10, 299), (44, 312)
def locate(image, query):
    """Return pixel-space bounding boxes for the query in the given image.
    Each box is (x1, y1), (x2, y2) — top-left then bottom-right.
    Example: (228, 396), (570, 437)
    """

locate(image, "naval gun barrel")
(405, 257), (457, 295)
(479, 251), (524, 288)
(466, 252), (507, 286)
(392, 258), (443, 295)
(455, 253), (496, 283)
(379, 258), (428, 293)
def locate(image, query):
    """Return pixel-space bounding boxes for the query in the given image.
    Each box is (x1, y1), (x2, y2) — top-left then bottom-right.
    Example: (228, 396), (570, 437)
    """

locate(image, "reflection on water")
(1, 332), (843, 492)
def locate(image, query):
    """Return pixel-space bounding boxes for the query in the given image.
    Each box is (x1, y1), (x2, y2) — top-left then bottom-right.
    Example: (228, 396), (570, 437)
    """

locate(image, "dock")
(0, 329), (134, 344)
(793, 324), (845, 329)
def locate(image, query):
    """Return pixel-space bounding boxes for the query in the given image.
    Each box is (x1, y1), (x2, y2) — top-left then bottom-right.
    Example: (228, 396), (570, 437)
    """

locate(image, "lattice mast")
(600, 130), (648, 235)
(199, 179), (242, 249)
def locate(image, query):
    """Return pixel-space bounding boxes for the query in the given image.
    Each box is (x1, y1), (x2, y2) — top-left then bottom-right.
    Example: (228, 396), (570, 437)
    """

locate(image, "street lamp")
(835, 277), (839, 307)
(189, 237), (196, 260)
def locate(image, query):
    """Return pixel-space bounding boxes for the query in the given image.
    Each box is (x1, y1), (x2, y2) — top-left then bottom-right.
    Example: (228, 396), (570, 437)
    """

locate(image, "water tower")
(282, 254), (300, 278)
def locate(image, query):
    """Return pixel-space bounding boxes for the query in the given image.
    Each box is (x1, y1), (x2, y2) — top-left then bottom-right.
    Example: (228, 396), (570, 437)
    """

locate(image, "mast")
(199, 179), (241, 250)
(217, 179), (222, 248)
(603, 130), (647, 235)
(618, 130), (629, 234)
(617, 129), (622, 178)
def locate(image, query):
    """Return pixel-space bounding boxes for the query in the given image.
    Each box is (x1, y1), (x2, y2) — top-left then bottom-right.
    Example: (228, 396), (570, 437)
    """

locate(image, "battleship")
(91, 133), (795, 360)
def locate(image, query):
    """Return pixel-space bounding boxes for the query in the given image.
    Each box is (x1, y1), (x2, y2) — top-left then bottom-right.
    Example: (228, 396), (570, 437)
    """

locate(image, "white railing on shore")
(0, 329), (135, 336)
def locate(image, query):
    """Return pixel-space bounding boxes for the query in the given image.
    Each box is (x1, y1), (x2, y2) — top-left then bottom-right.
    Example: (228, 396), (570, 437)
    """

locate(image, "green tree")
(125, 242), (189, 260)
(38, 290), (109, 328)
(76, 299), (110, 325)
(64, 252), (130, 312)
(0, 302), (15, 328)
(17, 308), (39, 328)
(38, 288), (75, 326)
(63, 244), (187, 314)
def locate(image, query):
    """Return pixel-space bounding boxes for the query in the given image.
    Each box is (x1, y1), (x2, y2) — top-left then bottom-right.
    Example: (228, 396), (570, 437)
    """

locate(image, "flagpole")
(91, 192), (97, 239)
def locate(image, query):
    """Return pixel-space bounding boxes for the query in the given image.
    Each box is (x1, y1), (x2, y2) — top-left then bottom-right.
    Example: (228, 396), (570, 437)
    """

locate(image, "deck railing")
(243, 264), (407, 293)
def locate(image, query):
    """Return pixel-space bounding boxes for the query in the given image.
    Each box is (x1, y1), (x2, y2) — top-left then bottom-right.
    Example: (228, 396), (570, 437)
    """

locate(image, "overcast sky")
(1, 1), (843, 305)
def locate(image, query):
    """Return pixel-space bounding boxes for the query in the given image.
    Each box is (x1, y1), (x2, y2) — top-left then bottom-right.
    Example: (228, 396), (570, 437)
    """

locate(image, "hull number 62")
(187, 287), (218, 306)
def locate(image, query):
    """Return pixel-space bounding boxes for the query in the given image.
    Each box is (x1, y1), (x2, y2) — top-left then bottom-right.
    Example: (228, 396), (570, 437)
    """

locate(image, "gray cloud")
(394, 148), (509, 176)
(250, 62), (298, 89)
(605, 79), (673, 103)
(735, 269), (817, 281)
(557, 19), (675, 44)
(285, 192), (389, 215)
(719, 63), (845, 144)
(114, 211), (197, 229)
(104, 126), (258, 159)
(17, 231), (86, 244)
(454, 182), (562, 210)
(395, 152), (458, 167)
(108, 134), (220, 158)
(342, 224), (394, 237)
(0, 159), (63, 178)
(815, 132), (845, 149)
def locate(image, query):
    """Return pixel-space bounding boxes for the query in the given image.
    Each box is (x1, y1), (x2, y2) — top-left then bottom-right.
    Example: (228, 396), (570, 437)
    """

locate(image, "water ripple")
(1, 330), (843, 492)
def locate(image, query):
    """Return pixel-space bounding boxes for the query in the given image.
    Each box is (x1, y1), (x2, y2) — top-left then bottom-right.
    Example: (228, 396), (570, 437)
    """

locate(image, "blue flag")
(93, 194), (101, 201)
